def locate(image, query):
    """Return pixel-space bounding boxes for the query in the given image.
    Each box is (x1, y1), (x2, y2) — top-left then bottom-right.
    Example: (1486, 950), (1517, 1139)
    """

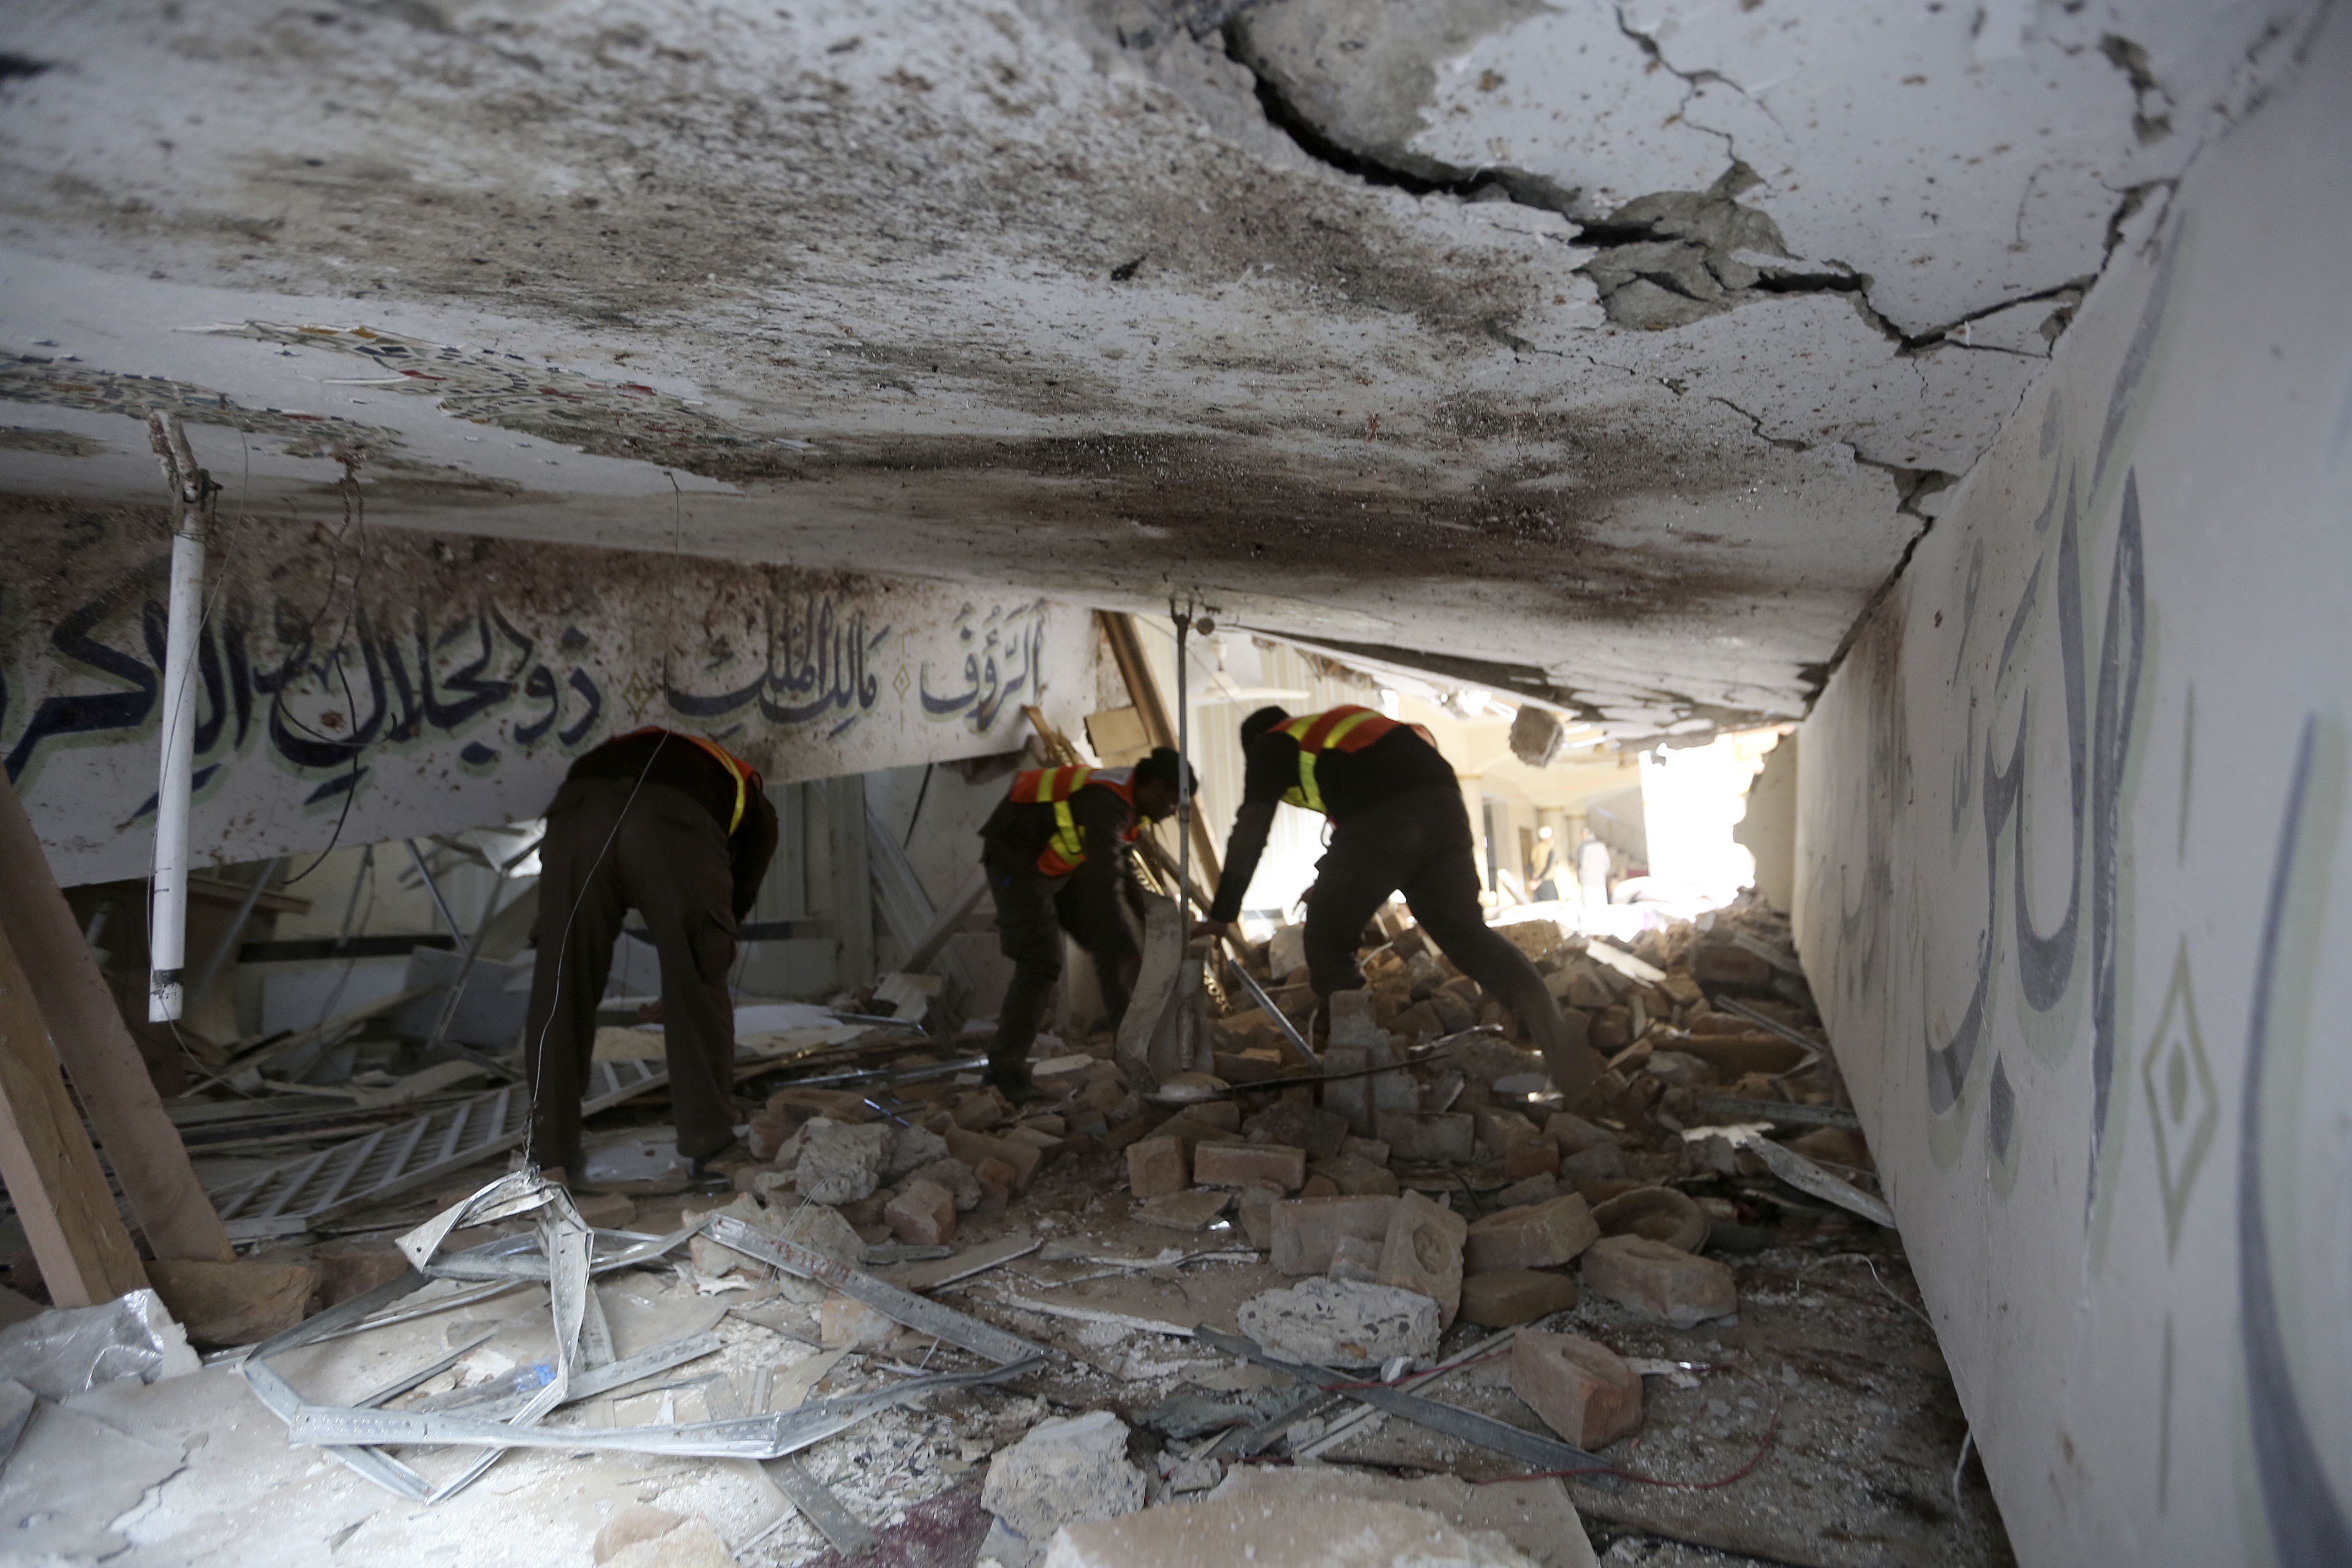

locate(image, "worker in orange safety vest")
(1193, 706), (1600, 1100)
(977, 747), (1191, 1100)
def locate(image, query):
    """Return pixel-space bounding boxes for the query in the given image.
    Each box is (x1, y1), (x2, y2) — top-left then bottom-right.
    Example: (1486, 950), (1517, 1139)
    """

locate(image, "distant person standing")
(522, 728), (778, 1184)
(1193, 706), (1602, 1100)
(1530, 826), (1566, 902)
(1577, 830), (1612, 908)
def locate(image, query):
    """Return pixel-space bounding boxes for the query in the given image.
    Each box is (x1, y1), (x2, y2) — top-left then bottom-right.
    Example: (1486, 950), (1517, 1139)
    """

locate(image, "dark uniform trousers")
(984, 845), (1140, 1076)
(523, 777), (741, 1176)
(1303, 780), (1594, 1094)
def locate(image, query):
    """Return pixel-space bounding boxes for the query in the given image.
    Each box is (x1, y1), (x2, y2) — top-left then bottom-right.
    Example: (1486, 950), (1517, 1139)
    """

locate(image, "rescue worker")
(522, 726), (779, 1183)
(979, 747), (1191, 1101)
(1191, 705), (1602, 1099)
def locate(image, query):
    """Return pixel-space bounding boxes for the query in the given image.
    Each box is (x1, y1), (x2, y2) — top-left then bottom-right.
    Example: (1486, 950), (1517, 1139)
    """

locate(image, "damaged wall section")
(0, 504), (1099, 884)
(1792, 15), (2352, 1564)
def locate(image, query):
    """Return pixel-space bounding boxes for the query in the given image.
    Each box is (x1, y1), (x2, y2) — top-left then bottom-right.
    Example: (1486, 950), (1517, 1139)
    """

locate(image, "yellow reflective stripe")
(1322, 709), (1382, 750)
(1291, 750), (1325, 815)
(1047, 799), (1087, 869)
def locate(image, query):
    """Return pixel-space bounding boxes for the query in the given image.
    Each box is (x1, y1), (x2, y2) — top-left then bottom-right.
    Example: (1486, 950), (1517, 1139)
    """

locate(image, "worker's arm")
(729, 788), (781, 921)
(1068, 786), (1135, 897)
(1203, 800), (1276, 927)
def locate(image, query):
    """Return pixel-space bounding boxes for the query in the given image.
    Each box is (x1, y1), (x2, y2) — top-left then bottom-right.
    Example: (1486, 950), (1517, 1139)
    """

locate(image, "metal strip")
(1692, 1096), (1859, 1131)
(771, 1459), (880, 1555)
(707, 1216), (1048, 1366)
(288, 1357), (1041, 1458)
(242, 1358), (431, 1501)
(426, 1332), (726, 1420)
(1221, 949), (1319, 1066)
(1193, 1327), (1618, 1482)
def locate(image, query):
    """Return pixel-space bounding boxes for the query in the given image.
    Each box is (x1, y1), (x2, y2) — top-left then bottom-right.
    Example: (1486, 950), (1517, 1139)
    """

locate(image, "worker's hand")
(636, 1000), (666, 1023)
(1189, 919), (1233, 943)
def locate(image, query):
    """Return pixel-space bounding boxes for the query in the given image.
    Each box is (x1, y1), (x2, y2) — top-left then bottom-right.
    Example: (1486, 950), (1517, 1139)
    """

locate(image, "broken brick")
(1503, 1139), (1561, 1180)
(1341, 1136), (1390, 1166)
(1376, 1190), (1466, 1328)
(1243, 1102), (1350, 1159)
(1193, 1141), (1306, 1193)
(1306, 1153), (1400, 1196)
(1458, 1267), (1579, 1327)
(1126, 1134), (1188, 1197)
(883, 1178), (958, 1246)
(1581, 1235), (1738, 1327)
(1271, 1194), (1400, 1275)
(1463, 1194), (1600, 1273)
(1511, 1330), (1642, 1447)
(944, 1126), (1041, 1193)
(1378, 1110), (1475, 1163)
(973, 1156), (1019, 1213)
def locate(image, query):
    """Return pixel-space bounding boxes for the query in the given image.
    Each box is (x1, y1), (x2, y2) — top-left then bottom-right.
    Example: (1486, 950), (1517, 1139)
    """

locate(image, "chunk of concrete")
(982, 1410), (1147, 1542)
(1041, 1474), (1546, 1568)
(1193, 1142), (1306, 1193)
(1591, 1186), (1709, 1253)
(1319, 1046), (1374, 1136)
(1511, 1330), (1643, 1449)
(1236, 1277), (1439, 1370)
(1502, 1139), (1561, 1180)
(1581, 1235), (1738, 1327)
(795, 1118), (889, 1205)
(1376, 1191), (1467, 1329)
(1126, 1135), (1188, 1197)
(1379, 1110), (1475, 1164)
(1329, 1233), (1382, 1283)
(819, 1290), (896, 1349)
(1545, 1112), (1618, 1155)
(1270, 1194), (1400, 1275)
(1463, 1195), (1600, 1273)
(884, 1178), (959, 1246)
(593, 1506), (684, 1563)
(145, 1259), (317, 1348)
(883, 1123), (952, 1181)
(1328, 989), (1381, 1050)
(1237, 1188), (1278, 1250)
(1459, 1268), (1580, 1328)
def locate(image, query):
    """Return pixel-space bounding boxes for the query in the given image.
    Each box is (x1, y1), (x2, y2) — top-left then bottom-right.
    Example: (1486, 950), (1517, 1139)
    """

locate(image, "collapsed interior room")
(0, 2), (2344, 1564)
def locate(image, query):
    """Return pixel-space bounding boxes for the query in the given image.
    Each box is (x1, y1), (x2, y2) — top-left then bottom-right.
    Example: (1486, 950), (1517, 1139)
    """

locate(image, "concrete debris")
(1376, 1191), (1468, 1329)
(884, 1178), (960, 1245)
(981, 1409), (1147, 1545)
(1043, 1483), (1542, 1568)
(883, 1122), (952, 1180)
(1136, 1190), (1234, 1231)
(794, 1117), (891, 1204)
(1591, 1187), (1711, 1253)
(910, 1155), (986, 1212)
(1236, 1278), (1441, 1369)
(1192, 1141), (1307, 1193)
(1463, 1196), (1602, 1273)
(1272, 1194), (1400, 1274)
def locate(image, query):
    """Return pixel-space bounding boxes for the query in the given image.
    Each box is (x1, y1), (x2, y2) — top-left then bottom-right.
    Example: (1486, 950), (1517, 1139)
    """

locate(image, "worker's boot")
(984, 1063), (1053, 1106)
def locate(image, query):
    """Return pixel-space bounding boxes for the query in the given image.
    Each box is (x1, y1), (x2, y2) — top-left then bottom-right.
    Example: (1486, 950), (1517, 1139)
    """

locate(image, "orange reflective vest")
(619, 727), (761, 834)
(1274, 706), (1430, 815)
(1006, 764), (1137, 876)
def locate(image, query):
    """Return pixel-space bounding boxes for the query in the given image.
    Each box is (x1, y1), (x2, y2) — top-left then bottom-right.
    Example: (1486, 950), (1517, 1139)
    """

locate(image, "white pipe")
(147, 421), (210, 1022)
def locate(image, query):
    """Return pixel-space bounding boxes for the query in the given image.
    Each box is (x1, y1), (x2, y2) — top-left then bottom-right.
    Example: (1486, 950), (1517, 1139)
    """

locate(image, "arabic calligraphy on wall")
(2, 505), (1095, 884)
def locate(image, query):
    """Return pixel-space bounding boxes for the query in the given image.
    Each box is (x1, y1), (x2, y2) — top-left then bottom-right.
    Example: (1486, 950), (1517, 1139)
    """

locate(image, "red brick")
(1580, 1235), (1737, 1327)
(1463, 1195), (1600, 1273)
(1193, 1142), (1306, 1193)
(1503, 1140), (1561, 1180)
(1126, 1135), (1188, 1197)
(945, 1126), (1042, 1193)
(1300, 1174), (1339, 1197)
(1270, 1194), (1400, 1275)
(1510, 1330), (1642, 1447)
(952, 1087), (1013, 1129)
(1458, 1268), (1578, 1327)
(883, 1178), (958, 1245)
(973, 1156), (1019, 1213)
(1376, 1191), (1466, 1328)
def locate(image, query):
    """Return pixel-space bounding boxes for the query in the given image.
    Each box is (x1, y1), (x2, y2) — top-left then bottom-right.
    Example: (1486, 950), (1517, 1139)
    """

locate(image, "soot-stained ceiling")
(0, 0), (2321, 739)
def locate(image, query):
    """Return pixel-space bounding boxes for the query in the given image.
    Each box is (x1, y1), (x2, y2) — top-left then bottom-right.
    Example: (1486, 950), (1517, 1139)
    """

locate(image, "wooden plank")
(0, 907), (149, 1305)
(0, 774), (232, 1264)
(1095, 612), (1223, 889)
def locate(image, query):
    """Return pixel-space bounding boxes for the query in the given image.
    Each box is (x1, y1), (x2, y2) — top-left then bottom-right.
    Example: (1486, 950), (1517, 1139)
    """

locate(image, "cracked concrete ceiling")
(0, 0), (2322, 739)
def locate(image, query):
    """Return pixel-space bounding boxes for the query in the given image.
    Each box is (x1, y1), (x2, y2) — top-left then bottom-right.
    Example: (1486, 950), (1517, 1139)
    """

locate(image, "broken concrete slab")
(982, 1409), (1147, 1545)
(1510, 1330), (1642, 1449)
(1376, 1190), (1467, 1329)
(1235, 1277), (1439, 1370)
(910, 1156), (983, 1213)
(794, 1118), (889, 1205)
(1378, 1110), (1475, 1164)
(1581, 1235), (1738, 1328)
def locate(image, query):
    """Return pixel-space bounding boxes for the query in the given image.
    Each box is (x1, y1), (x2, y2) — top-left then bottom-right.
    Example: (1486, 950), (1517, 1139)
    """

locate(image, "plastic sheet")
(0, 1289), (199, 1402)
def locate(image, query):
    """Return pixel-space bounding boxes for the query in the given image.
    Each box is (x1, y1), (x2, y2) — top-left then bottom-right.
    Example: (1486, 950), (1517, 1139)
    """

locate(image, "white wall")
(1793, 15), (2352, 1563)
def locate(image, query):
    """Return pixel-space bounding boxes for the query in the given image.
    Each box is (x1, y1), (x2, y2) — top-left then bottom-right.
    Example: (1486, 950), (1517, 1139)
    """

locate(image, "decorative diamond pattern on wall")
(2141, 937), (2218, 1257)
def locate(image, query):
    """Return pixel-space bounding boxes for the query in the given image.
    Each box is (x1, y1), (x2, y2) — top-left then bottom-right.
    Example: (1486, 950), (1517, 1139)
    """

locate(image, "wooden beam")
(0, 775), (233, 1263)
(0, 906), (149, 1306)
(1095, 611), (1224, 891)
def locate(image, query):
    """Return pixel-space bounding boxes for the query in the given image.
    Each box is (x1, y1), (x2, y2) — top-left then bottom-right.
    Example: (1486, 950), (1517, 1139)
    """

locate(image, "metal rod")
(404, 840), (464, 940)
(1173, 601), (1193, 921)
(146, 413), (213, 1023)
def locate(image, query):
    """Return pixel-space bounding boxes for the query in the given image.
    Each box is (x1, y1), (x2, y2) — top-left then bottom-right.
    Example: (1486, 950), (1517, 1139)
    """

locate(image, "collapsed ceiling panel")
(0, 0), (2323, 740)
